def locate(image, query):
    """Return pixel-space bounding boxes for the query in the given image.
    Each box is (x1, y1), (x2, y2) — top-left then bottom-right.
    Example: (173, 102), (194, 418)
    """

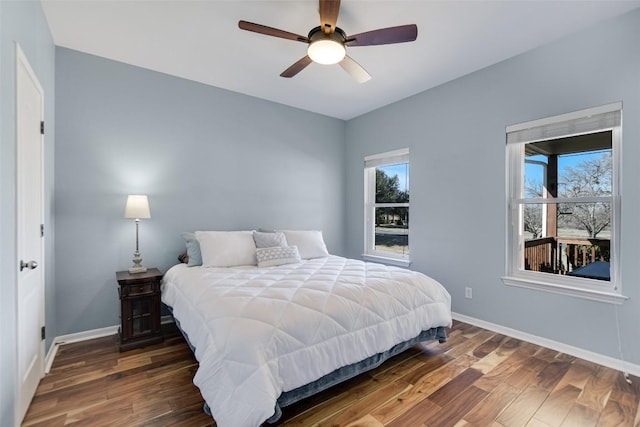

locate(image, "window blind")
(506, 102), (621, 145)
(364, 148), (409, 168)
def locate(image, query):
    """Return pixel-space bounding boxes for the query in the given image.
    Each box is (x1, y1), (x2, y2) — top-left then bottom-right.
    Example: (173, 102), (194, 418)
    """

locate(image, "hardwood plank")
(21, 413), (67, 427)
(316, 379), (411, 427)
(423, 385), (488, 427)
(383, 396), (442, 427)
(553, 359), (599, 391)
(445, 330), (494, 358)
(344, 414), (385, 427)
(369, 361), (462, 424)
(496, 385), (549, 426)
(427, 367), (484, 406)
(560, 403), (599, 427)
(532, 384), (582, 426)
(473, 333), (507, 358)
(597, 388), (639, 427)
(503, 359), (546, 392)
(461, 325), (486, 339)
(471, 338), (520, 375)
(138, 401), (214, 427)
(535, 347), (561, 362)
(536, 360), (573, 391)
(526, 418), (553, 427)
(576, 365), (618, 411)
(462, 383), (519, 426)
(474, 348), (532, 392)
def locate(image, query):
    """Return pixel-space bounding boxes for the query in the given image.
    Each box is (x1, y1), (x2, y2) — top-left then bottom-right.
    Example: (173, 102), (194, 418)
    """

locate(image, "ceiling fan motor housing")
(308, 26), (347, 43)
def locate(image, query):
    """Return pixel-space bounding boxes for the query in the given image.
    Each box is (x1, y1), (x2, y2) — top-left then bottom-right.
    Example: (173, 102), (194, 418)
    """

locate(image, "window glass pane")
(557, 201), (611, 239)
(524, 156), (547, 199)
(522, 203), (544, 240)
(375, 163), (409, 203)
(375, 207), (409, 255)
(521, 201), (610, 281)
(525, 131), (612, 200)
(558, 150), (612, 197)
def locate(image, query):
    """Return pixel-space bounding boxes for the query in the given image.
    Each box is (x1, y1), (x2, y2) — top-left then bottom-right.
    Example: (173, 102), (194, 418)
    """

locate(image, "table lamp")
(124, 195), (151, 273)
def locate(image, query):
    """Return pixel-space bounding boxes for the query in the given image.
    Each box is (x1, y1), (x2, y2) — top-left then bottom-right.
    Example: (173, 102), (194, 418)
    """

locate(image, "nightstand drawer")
(121, 282), (156, 297)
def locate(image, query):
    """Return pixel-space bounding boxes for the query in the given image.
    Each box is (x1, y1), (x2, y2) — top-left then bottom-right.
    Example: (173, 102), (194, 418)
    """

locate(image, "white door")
(16, 44), (45, 423)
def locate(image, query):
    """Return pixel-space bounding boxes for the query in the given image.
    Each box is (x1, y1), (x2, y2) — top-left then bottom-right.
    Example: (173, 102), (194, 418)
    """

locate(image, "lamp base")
(129, 250), (146, 274)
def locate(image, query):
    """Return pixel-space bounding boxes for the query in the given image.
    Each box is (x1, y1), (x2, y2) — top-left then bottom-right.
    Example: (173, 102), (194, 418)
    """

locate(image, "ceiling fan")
(238, 0), (418, 83)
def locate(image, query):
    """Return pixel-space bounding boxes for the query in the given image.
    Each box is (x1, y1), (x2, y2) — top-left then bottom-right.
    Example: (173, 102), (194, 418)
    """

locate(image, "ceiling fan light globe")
(307, 40), (346, 65)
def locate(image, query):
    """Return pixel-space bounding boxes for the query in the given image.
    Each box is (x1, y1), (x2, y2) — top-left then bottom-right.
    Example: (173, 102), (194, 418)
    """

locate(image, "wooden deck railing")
(524, 237), (610, 274)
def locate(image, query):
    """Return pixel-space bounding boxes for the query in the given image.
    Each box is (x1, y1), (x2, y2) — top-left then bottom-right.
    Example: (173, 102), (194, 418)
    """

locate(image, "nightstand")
(116, 268), (163, 351)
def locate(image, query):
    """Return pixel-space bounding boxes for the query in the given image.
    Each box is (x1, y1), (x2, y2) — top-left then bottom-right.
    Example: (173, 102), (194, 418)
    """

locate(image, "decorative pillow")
(196, 230), (257, 267)
(256, 246), (301, 267)
(280, 230), (329, 259)
(181, 232), (202, 267)
(253, 231), (287, 248)
(178, 252), (189, 264)
(257, 228), (277, 233)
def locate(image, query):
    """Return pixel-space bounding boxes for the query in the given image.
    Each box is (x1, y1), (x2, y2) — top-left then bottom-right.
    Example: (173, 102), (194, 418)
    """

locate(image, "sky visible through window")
(378, 163), (409, 193)
(524, 150), (610, 191)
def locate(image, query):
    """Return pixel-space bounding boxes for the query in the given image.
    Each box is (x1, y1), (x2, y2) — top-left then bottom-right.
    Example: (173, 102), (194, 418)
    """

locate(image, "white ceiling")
(42, 0), (640, 120)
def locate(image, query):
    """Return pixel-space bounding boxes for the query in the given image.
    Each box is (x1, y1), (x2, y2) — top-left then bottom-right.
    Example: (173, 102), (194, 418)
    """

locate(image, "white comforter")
(162, 256), (451, 427)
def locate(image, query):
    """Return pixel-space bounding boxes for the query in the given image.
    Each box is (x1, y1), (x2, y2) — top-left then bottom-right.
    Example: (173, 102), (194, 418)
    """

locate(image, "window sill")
(501, 275), (628, 305)
(361, 254), (411, 268)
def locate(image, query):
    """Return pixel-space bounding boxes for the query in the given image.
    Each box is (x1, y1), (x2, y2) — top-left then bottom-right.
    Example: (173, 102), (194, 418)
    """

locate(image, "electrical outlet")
(465, 287), (473, 299)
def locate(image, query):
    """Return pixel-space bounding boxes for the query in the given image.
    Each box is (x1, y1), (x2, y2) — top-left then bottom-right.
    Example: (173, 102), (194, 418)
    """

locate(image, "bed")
(161, 230), (452, 427)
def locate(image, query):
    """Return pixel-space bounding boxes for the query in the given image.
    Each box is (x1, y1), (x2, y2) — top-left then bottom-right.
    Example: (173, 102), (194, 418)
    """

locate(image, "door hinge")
(40, 121), (45, 135)
(41, 326), (45, 340)
(41, 224), (44, 237)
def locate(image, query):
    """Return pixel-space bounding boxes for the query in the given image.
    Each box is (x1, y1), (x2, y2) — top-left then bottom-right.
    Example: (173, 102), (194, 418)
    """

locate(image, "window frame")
(502, 103), (627, 304)
(363, 148), (410, 267)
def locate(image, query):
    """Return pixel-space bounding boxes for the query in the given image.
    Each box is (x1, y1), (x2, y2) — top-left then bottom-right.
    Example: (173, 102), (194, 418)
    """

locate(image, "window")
(503, 103), (625, 303)
(363, 149), (410, 266)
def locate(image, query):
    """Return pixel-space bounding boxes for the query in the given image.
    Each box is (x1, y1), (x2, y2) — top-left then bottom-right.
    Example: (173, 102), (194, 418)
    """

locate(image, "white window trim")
(364, 148), (410, 265)
(361, 254), (411, 268)
(502, 102), (627, 304)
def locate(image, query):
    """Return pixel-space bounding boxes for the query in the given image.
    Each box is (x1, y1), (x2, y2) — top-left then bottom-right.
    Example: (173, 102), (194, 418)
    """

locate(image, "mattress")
(162, 255), (452, 427)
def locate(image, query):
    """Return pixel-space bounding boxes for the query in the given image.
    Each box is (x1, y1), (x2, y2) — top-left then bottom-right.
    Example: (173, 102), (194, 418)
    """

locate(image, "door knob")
(20, 260), (38, 271)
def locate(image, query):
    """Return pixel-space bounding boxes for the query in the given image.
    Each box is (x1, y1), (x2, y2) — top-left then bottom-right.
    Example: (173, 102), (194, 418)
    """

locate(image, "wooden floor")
(23, 321), (640, 427)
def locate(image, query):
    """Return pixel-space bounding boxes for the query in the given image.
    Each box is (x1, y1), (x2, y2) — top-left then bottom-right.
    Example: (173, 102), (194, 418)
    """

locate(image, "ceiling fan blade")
(345, 24), (418, 47)
(238, 20), (309, 43)
(339, 56), (371, 83)
(319, 0), (341, 34)
(280, 56), (313, 78)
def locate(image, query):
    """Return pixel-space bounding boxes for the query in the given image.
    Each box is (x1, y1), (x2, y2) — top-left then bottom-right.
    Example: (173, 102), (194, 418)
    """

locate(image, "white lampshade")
(307, 39), (346, 65)
(124, 195), (151, 219)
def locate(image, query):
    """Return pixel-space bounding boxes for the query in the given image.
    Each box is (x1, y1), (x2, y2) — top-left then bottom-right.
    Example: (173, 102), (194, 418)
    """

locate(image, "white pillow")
(281, 230), (329, 259)
(256, 246), (301, 267)
(196, 231), (257, 267)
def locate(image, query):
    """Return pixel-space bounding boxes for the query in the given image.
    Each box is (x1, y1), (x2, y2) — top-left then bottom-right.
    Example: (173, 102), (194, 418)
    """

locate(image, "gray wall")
(54, 48), (346, 336)
(345, 9), (640, 364)
(0, 1), (55, 425)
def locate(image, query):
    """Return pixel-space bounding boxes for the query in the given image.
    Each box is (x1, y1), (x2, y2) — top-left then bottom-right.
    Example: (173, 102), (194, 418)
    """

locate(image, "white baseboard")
(44, 342), (59, 374)
(452, 312), (640, 377)
(44, 325), (119, 374)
